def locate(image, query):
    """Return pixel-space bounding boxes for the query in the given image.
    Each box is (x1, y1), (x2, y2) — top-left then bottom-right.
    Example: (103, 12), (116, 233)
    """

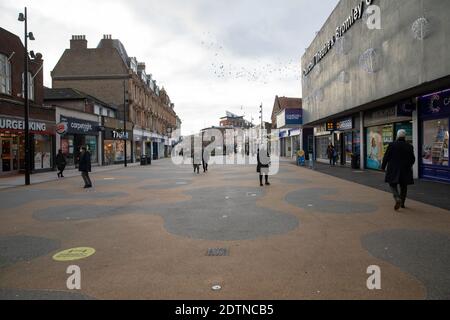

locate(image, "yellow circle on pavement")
(53, 247), (96, 262)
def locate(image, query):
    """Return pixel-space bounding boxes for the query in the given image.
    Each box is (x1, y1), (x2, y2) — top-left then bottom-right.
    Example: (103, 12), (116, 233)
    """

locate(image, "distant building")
(220, 111), (254, 129)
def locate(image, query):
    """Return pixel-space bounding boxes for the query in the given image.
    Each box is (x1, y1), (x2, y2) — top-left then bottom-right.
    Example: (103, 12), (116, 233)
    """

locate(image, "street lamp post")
(18, 7), (35, 186)
(123, 80), (128, 167)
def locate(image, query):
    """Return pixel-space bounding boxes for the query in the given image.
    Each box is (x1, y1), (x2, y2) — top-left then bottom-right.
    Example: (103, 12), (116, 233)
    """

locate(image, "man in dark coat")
(55, 149), (66, 178)
(257, 146), (271, 187)
(382, 130), (416, 210)
(79, 146), (92, 188)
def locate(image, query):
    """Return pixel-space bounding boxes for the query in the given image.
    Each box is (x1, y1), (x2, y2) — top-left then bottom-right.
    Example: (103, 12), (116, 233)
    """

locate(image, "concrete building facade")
(302, 0), (450, 181)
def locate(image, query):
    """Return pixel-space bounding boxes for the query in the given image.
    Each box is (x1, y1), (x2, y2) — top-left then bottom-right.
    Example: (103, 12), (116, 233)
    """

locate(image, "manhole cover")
(207, 248), (229, 256)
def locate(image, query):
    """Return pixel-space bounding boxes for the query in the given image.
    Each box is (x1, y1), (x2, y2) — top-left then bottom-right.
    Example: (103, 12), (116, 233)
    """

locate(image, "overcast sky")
(1, 0), (338, 135)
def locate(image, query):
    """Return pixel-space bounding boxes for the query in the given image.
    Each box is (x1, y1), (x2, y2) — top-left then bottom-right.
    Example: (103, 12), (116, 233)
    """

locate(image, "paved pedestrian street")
(0, 159), (449, 300)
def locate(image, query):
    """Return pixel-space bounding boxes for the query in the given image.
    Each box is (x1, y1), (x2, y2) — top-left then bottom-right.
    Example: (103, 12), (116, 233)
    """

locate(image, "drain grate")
(207, 248), (229, 256)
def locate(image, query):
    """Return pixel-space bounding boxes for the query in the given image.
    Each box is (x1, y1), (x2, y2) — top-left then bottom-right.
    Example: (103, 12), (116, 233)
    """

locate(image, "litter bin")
(351, 154), (360, 169)
(140, 156), (147, 166)
(146, 156), (152, 165)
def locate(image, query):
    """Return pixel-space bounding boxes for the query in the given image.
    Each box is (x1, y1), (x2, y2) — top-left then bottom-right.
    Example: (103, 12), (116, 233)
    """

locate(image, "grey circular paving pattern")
(143, 186), (299, 241)
(274, 178), (312, 185)
(0, 288), (94, 300)
(141, 180), (192, 190)
(33, 205), (139, 222)
(0, 236), (60, 268)
(361, 229), (450, 300)
(0, 189), (129, 210)
(285, 188), (378, 214)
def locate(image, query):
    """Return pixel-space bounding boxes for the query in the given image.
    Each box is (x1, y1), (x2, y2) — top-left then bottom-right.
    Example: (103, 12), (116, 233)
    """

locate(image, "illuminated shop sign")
(0, 117), (47, 132)
(303, 0), (375, 77)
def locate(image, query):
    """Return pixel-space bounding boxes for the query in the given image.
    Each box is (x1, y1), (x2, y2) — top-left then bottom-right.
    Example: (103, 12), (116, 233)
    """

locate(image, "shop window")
(366, 125), (394, 170)
(0, 53), (12, 95)
(21, 72), (34, 101)
(34, 135), (52, 170)
(85, 135), (98, 163)
(316, 136), (331, 160)
(422, 118), (449, 167)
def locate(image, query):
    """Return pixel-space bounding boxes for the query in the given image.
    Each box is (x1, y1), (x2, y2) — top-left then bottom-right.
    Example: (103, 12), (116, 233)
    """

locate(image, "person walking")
(257, 146), (271, 187)
(55, 149), (66, 178)
(79, 146), (92, 188)
(327, 143), (336, 166)
(202, 148), (210, 173)
(192, 149), (201, 174)
(382, 129), (416, 211)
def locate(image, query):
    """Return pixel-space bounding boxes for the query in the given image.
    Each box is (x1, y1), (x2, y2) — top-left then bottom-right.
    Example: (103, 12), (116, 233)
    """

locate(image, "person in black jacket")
(79, 146), (92, 188)
(55, 149), (66, 178)
(257, 146), (271, 187)
(382, 130), (416, 210)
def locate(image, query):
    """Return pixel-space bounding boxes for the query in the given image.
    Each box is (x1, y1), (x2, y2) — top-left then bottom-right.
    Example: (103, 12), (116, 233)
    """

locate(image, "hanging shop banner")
(419, 89), (450, 116)
(59, 116), (99, 135)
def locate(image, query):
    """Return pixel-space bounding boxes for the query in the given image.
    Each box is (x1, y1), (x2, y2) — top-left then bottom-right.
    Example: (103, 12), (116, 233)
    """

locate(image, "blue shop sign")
(285, 109), (303, 126)
(419, 89), (450, 116)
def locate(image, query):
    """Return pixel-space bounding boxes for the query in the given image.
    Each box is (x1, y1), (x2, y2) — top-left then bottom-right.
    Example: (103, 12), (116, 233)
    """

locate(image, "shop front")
(333, 116), (360, 166)
(314, 123), (333, 163)
(364, 105), (413, 171)
(103, 128), (132, 165)
(133, 128), (153, 163)
(0, 116), (55, 174)
(56, 115), (100, 167)
(419, 89), (450, 183)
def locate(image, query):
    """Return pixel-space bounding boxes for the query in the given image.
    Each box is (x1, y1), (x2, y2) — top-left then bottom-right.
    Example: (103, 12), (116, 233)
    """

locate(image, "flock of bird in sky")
(201, 32), (302, 85)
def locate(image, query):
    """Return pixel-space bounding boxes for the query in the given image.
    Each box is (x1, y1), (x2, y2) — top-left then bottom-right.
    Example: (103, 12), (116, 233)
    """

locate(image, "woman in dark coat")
(79, 146), (92, 188)
(382, 130), (416, 210)
(327, 143), (336, 166)
(257, 147), (271, 187)
(56, 149), (66, 178)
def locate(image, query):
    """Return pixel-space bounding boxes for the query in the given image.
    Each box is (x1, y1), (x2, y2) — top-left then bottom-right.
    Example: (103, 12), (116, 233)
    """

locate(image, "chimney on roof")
(100, 34), (114, 48)
(70, 35), (87, 50)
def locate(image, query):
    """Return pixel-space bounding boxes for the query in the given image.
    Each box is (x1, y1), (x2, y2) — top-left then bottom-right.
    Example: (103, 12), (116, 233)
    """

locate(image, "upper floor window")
(94, 105), (101, 115)
(22, 72), (34, 101)
(0, 53), (12, 95)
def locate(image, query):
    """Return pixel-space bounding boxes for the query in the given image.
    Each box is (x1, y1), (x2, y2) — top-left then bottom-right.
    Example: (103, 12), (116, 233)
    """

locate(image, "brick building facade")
(51, 34), (179, 161)
(0, 27), (55, 175)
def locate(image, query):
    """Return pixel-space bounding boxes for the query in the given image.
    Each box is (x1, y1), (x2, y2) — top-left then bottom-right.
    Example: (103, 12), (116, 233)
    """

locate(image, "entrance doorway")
(1, 136), (20, 174)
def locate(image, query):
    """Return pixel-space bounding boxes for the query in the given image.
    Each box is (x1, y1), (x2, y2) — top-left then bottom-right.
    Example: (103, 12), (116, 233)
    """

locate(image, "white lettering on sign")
(0, 117), (47, 132)
(70, 122), (93, 133)
(113, 130), (129, 140)
(303, 0), (376, 77)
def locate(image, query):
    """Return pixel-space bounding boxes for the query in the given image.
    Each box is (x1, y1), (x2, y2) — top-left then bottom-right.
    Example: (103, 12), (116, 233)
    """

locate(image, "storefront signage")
(0, 117), (48, 132)
(419, 89), (450, 116)
(336, 118), (353, 131)
(303, 0), (374, 77)
(104, 128), (131, 140)
(112, 130), (129, 140)
(327, 121), (335, 131)
(364, 106), (412, 127)
(285, 109), (303, 126)
(396, 99), (415, 117)
(59, 116), (99, 135)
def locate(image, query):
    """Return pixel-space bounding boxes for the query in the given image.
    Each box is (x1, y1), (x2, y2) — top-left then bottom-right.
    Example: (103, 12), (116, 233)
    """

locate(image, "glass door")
(1, 138), (13, 173)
